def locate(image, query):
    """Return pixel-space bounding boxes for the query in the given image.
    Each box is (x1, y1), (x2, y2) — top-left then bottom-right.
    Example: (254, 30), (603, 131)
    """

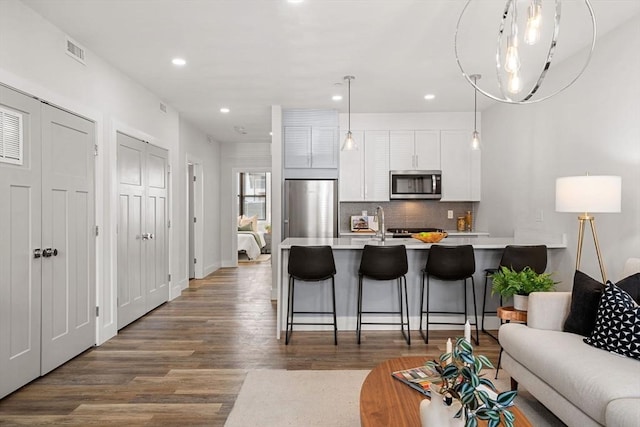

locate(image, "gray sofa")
(499, 261), (640, 427)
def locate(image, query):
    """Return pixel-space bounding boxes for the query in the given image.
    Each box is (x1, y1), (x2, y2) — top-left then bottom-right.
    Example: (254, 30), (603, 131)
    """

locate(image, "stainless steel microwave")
(389, 170), (442, 200)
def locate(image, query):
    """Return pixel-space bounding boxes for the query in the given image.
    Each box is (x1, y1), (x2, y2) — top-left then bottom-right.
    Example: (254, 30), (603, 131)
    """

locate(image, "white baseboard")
(203, 263), (220, 277)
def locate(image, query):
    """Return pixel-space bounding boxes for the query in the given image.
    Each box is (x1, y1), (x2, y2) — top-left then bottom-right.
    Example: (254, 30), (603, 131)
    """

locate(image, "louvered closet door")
(117, 133), (168, 329)
(40, 104), (96, 375)
(0, 86), (42, 399)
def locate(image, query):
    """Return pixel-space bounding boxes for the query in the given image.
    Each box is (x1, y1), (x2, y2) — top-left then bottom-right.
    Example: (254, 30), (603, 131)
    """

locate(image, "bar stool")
(286, 245), (338, 345)
(357, 245), (410, 345)
(481, 245), (547, 341)
(419, 244), (478, 344)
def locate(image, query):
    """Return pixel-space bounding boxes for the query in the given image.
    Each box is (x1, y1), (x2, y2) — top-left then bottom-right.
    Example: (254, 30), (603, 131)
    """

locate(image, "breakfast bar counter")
(276, 235), (566, 339)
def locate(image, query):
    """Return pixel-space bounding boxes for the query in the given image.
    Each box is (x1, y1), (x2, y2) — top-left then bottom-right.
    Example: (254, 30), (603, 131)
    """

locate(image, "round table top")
(497, 306), (528, 323)
(359, 356), (532, 427)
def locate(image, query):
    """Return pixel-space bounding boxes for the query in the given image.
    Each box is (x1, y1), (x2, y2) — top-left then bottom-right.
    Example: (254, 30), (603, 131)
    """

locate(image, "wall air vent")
(65, 36), (86, 65)
(0, 106), (24, 165)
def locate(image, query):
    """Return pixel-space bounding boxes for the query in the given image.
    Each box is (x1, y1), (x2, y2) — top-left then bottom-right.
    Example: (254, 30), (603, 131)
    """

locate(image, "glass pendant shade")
(341, 75), (357, 151)
(342, 131), (357, 151)
(471, 131), (480, 150)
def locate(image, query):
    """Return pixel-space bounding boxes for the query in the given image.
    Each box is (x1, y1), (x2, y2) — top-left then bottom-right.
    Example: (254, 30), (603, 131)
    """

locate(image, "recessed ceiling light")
(332, 95), (343, 101)
(424, 94), (436, 100)
(220, 107), (230, 113)
(288, 0), (304, 3)
(172, 58), (186, 66)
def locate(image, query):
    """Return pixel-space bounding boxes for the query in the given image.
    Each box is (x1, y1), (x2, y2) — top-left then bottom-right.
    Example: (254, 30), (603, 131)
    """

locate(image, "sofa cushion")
(500, 323), (640, 424)
(584, 282), (640, 360)
(606, 399), (640, 427)
(563, 271), (604, 336)
(616, 272), (640, 304)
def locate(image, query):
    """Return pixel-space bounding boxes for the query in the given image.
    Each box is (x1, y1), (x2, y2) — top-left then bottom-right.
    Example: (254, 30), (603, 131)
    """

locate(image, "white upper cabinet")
(440, 130), (481, 201)
(389, 130), (440, 170)
(339, 130), (389, 201)
(283, 126), (338, 169)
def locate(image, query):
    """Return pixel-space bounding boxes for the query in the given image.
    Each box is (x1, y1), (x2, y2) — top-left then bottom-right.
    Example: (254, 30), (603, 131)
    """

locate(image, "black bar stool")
(286, 245), (338, 345)
(419, 244), (478, 344)
(357, 244), (410, 345)
(481, 245), (547, 341)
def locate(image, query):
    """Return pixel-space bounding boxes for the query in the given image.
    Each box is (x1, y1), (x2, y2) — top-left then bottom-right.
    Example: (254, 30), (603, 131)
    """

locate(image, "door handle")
(34, 248), (41, 259)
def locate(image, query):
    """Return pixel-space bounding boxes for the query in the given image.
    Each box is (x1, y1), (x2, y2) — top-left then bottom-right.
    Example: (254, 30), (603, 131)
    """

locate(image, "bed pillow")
(584, 282), (640, 360)
(238, 223), (253, 231)
(239, 215), (258, 232)
(563, 271), (605, 336)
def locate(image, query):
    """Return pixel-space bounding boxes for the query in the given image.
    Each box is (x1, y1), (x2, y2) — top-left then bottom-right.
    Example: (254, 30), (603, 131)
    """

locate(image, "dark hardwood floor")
(0, 261), (501, 426)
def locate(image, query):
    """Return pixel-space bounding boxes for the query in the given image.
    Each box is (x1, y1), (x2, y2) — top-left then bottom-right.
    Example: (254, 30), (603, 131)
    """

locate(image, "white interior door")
(0, 86), (42, 399)
(144, 143), (168, 310)
(188, 163), (195, 279)
(40, 104), (96, 374)
(117, 132), (168, 329)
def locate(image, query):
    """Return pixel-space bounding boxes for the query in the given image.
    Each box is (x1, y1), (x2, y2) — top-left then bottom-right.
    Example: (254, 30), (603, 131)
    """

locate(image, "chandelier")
(455, 0), (597, 104)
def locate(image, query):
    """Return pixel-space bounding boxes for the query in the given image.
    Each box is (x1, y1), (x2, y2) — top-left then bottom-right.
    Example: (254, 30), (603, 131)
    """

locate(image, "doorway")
(234, 169), (272, 265)
(186, 158), (203, 280)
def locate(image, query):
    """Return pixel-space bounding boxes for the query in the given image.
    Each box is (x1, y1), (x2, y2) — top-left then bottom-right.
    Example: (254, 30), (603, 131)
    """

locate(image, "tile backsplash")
(340, 200), (475, 232)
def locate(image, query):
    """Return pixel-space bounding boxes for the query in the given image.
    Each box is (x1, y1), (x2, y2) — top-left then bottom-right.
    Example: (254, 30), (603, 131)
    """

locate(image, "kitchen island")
(276, 235), (567, 339)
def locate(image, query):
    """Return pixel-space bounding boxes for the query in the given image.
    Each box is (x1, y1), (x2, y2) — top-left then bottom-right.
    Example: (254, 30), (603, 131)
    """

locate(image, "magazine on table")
(391, 365), (442, 397)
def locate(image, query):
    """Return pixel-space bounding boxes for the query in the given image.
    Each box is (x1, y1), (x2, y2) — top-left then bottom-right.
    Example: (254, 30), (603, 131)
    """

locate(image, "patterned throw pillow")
(584, 282), (640, 360)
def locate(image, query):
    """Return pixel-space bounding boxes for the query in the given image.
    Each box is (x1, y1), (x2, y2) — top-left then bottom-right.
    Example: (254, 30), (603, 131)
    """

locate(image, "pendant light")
(341, 75), (357, 151)
(455, 0), (596, 104)
(470, 74), (481, 150)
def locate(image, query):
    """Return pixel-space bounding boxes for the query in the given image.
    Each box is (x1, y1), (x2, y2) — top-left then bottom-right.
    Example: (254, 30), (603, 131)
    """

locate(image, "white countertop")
(280, 235), (567, 250)
(339, 230), (490, 237)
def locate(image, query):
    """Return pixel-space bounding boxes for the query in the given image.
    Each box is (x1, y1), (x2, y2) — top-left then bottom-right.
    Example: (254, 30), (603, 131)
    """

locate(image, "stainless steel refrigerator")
(283, 179), (338, 238)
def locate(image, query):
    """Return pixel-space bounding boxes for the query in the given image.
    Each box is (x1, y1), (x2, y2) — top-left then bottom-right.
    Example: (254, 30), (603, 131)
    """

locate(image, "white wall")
(0, 0), (219, 343)
(219, 142), (271, 267)
(179, 118), (222, 281)
(477, 15), (640, 289)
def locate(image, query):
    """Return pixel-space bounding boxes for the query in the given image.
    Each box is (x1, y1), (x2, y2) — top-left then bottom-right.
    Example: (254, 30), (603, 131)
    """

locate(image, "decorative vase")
(420, 386), (464, 427)
(513, 294), (529, 311)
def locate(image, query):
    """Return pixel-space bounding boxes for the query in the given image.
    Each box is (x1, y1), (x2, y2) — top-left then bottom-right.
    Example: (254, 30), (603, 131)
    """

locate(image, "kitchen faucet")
(376, 206), (385, 242)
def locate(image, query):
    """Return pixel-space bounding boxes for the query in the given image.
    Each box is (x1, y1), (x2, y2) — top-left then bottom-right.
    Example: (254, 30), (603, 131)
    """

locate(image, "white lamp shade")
(555, 176), (622, 213)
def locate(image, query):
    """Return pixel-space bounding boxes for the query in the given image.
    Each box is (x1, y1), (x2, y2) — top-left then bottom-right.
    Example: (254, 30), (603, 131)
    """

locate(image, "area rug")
(238, 254), (271, 263)
(224, 369), (565, 427)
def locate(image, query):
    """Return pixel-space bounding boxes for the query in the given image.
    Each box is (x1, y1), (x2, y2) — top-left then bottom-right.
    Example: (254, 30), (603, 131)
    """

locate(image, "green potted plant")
(491, 266), (556, 311)
(424, 337), (517, 427)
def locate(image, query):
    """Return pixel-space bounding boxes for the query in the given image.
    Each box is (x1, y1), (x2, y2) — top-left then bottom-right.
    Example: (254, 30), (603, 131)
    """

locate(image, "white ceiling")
(22, 0), (640, 144)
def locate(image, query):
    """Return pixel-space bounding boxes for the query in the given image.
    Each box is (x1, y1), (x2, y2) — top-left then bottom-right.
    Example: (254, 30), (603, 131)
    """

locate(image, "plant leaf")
(477, 354), (494, 369)
(497, 390), (518, 407)
(479, 377), (497, 391)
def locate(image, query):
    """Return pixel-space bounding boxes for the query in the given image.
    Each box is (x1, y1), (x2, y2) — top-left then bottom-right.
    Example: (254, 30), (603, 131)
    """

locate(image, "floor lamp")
(556, 175), (622, 283)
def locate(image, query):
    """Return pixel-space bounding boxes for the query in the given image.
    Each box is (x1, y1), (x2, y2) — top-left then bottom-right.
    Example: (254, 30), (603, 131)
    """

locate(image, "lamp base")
(576, 214), (607, 283)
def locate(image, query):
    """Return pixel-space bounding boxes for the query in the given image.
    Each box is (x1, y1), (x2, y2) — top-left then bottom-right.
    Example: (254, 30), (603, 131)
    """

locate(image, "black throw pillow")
(584, 282), (640, 361)
(563, 270), (605, 336)
(616, 272), (640, 304)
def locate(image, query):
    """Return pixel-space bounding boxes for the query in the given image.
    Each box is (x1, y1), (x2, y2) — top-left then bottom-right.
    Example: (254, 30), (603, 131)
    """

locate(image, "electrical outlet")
(535, 209), (544, 222)
(447, 210), (454, 219)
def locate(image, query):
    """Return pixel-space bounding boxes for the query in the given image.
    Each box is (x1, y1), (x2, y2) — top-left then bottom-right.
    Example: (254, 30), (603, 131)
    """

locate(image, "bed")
(237, 230), (266, 260)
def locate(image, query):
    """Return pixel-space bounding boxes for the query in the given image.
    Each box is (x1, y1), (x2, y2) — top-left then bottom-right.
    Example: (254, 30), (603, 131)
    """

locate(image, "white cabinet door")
(339, 130), (364, 201)
(415, 130), (440, 170)
(311, 126), (338, 168)
(440, 130), (481, 201)
(283, 126), (311, 168)
(389, 130), (414, 170)
(364, 131), (390, 201)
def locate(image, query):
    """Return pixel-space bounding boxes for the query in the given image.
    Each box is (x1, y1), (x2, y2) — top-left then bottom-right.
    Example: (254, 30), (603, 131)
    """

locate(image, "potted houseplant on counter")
(491, 266), (556, 311)
(424, 337), (517, 427)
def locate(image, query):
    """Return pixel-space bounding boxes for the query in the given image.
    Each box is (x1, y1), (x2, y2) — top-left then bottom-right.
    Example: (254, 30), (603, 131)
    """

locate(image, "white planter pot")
(420, 386), (464, 427)
(513, 294), (529, 311)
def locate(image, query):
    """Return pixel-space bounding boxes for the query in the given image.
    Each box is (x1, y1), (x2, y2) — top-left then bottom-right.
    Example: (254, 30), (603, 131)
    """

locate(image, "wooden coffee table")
(360, 356), (532, 427)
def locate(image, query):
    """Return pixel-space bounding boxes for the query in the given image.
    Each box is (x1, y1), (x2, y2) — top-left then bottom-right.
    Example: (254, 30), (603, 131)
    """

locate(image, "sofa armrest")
(527, 292), (571, 331)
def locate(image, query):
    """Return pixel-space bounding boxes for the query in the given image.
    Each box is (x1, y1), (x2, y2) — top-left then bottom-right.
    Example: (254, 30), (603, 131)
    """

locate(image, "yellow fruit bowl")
(411, 231), (448, 243)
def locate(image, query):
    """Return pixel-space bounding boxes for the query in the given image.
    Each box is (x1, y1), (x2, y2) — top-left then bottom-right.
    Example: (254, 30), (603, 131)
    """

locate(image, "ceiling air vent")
(65, 36), (86, 65)
(0, 106), (24, 166)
